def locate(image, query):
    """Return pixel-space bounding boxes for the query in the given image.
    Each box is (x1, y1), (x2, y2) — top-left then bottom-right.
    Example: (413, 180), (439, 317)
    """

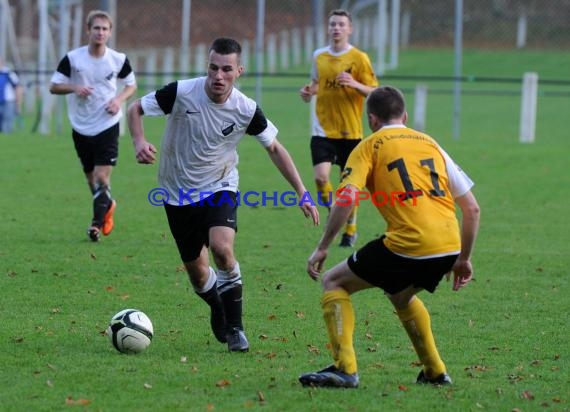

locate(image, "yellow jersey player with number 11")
(300, 86), (480, 388)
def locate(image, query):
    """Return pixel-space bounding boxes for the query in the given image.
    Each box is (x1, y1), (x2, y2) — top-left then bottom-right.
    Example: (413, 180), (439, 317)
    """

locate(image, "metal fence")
(4, 0), (570, 72)
(1, 0), (569, 134)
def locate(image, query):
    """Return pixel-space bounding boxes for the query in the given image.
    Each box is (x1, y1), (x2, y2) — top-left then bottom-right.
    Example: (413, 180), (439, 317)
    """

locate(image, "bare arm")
(105, 83), (137, 115)
(49, 82), (93, 97)
(336, 72), (375, 96)
(307, 185), (357, 280)
(265, 139), (319, 225)
(49, 81), (136, 115)
(299, 79), (319, 103)
(450, 190), (481, 290)
(127, 99), (157, 164)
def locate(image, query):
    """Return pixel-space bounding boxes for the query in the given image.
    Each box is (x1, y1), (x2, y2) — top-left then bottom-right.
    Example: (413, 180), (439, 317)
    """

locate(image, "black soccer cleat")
(339, 233), (357, 247)
(226, 327), (249, 352)
(88, 226), (101, 242)
(416, 369), (453, 386)
(299, 364), (359, 388)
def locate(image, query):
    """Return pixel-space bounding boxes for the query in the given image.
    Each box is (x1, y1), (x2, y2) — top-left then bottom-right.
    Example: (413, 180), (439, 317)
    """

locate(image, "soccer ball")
(107, 309), (154, 354)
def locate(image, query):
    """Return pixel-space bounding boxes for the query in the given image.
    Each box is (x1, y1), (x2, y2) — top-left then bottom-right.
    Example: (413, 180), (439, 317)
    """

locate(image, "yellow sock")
(344, 206), (358, 235)
(396, 297), (446, 378)
(316, 181), (333, 208)
(321, 289), (357, 374)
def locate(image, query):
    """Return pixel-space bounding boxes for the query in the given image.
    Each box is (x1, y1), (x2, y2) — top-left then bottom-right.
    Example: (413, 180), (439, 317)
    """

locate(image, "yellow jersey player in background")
(299, 86), (480, 388)
(300, 9), (378, 247)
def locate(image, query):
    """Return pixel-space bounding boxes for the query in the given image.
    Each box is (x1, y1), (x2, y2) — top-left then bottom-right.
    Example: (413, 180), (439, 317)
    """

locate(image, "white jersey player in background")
(127, 37), (319, 352)
(50, 10), (137, 242)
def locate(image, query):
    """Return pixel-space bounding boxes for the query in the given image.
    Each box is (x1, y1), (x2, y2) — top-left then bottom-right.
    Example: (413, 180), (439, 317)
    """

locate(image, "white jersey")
(140, 77), (277, 205)
(51, 45), (136, 136)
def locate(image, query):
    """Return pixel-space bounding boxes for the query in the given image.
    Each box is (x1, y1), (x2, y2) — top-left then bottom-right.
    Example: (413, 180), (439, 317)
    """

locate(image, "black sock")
(219, 284), (243, 330)
(92, 185), (111, 227)
(195, 283), (224, 314)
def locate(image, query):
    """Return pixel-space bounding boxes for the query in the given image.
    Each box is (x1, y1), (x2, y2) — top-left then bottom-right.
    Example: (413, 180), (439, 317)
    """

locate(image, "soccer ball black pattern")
(107, 309), (154, 354)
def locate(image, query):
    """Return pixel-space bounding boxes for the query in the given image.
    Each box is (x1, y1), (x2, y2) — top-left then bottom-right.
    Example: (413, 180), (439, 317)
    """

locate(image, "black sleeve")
(118, 57), (134, 79)
(153, 81), (178, 115)
(246, 105), (268, 136)
(55, 55), (71, 77)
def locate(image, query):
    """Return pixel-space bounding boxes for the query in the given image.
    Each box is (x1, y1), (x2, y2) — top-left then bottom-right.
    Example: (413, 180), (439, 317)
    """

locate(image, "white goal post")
(519, 72), (538, 143)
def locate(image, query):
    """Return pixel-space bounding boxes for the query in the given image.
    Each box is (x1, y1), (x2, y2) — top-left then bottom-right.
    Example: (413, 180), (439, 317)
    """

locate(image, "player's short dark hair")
(329, 9), (352, 22)
(209, 37), (242, 56)
(86, 10), (113, 29)
(367, 86), (406, 121)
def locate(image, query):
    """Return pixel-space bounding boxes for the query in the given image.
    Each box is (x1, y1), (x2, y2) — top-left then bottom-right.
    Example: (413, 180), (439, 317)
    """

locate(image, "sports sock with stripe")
(396, 296), (446, 379)
(321, 288), (358, 374)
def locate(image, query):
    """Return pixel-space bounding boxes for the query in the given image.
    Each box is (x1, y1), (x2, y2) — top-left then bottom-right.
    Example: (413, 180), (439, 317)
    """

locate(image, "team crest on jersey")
(222, 122), (236, 136)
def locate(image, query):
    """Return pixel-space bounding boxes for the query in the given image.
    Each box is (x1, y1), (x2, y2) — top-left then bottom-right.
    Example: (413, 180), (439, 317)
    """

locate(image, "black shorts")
(72, 123), (120, 173)
(164, 191), (238, 262)
(347, 236), (459, 294)
(310, 136), (360, 169)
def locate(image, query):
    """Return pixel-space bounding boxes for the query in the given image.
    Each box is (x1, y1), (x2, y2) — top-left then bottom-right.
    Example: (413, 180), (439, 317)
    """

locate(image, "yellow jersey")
(311, 45), (378, 139)
(339, 125), (473, 257)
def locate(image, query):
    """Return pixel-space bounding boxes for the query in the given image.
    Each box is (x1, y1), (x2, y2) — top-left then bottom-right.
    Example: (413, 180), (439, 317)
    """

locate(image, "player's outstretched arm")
(307, 185), (357, 280)
(450, 190), (480, 291)
(127, 99), (157, 164)
(265, 139), (319, 225)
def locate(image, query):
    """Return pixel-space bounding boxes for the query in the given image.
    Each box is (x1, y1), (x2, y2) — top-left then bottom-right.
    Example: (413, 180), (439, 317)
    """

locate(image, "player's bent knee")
(314, 177), (329, 187)
(210, 245), (234, 266)
(322, 271), (343, 291)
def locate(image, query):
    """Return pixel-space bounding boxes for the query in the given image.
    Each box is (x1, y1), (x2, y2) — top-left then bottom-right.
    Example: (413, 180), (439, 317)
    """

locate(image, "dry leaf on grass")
(216, 379), (231, 387)
(65, 396), (91, 406)
(307, 345), (320, 354)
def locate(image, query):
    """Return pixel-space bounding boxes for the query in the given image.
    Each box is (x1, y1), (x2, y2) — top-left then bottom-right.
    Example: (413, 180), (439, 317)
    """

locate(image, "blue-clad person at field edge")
(127, 37), (319, 352)
(0, 57), (23, 133)
(50, 10), (137, 242)
(299, 86), (480, 388)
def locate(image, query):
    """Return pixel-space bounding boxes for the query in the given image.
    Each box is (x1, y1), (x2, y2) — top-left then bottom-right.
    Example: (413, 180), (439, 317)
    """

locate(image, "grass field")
(1, 49), (569, 411)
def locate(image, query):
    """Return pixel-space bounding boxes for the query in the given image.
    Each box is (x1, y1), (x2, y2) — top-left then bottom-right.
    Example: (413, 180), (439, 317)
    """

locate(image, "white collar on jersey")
(380, 124), (406, 130)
